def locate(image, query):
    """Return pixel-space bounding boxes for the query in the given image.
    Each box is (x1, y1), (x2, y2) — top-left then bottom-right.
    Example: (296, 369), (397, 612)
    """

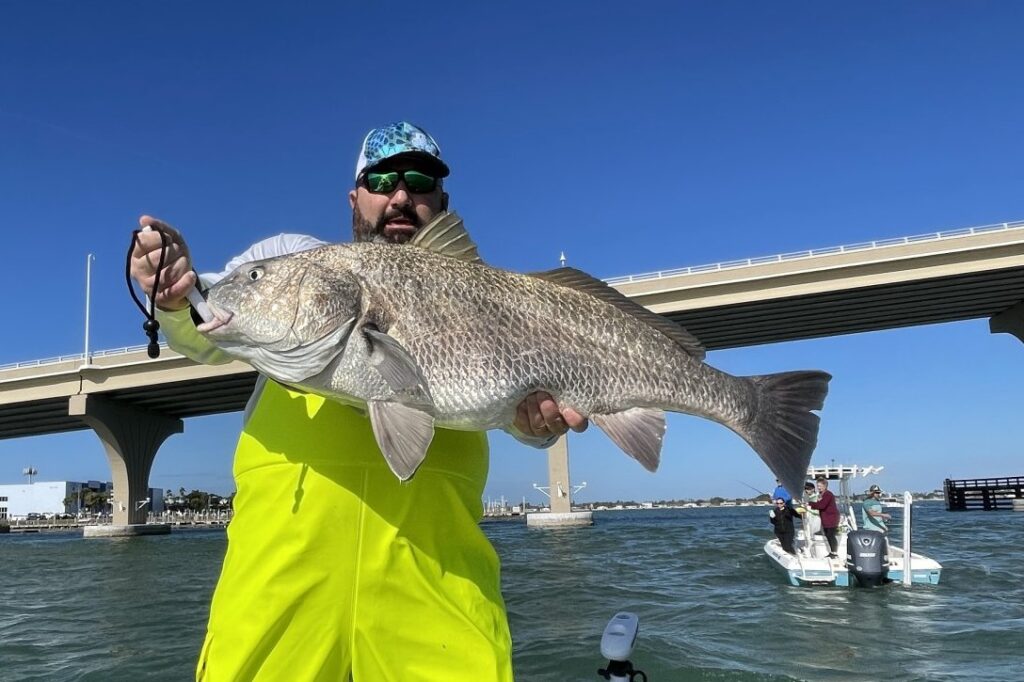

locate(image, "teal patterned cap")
(354, 121), (449, 182)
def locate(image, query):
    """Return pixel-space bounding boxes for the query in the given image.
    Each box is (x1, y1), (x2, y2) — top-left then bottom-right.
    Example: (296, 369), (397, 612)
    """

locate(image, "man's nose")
(388, 182), (412, 206)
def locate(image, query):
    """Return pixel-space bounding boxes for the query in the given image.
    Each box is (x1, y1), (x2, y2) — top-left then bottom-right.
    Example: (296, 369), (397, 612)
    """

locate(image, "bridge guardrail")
(604, 219), (1024, 286)
(0, 343), (171, 373)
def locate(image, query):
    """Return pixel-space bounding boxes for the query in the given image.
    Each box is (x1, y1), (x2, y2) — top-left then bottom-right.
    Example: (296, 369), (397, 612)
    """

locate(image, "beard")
(351, 205), (423, 244)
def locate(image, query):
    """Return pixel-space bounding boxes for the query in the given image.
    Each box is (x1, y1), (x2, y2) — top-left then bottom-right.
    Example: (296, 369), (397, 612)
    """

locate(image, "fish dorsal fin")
(409, 211), (482, 264)
(529, 267), (706, 360)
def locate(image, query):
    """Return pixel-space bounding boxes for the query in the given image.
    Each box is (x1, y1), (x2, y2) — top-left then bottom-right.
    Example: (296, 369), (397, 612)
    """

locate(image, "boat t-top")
(764, 464), (942, 587)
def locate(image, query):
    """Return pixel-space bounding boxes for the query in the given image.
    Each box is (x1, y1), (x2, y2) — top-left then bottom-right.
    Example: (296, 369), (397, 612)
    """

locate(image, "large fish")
(198, 213), (830, 494)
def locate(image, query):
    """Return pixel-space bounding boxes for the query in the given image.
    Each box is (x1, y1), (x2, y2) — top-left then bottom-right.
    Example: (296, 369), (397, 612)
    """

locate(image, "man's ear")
(348, 188), (358, 209)
(440, 191), (449, 211)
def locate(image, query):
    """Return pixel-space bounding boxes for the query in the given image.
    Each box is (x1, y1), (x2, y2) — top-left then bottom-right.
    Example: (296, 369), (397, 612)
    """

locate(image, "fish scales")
(199, 212), (831, 493)
(328, 241), (746, 428)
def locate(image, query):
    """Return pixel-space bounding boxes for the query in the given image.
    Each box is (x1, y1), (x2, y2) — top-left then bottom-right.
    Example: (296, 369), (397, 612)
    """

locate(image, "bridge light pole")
(83, 253), (95, 368)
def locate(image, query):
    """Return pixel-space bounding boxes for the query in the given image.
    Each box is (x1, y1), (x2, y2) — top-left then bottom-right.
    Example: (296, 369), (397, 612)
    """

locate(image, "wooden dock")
(944, 476), (1024, 511)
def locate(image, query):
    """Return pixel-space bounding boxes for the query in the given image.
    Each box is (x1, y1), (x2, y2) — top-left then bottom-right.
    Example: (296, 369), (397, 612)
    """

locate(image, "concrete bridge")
(2, 219), (1023, 530)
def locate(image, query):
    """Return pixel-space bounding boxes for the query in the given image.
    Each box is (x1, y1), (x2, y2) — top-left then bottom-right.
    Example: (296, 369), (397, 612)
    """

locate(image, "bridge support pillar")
(990, 301), (1024, 344)
(526, 436), (593, 527)
(69, 395), (182, 535)
(547, 436), (571, 514)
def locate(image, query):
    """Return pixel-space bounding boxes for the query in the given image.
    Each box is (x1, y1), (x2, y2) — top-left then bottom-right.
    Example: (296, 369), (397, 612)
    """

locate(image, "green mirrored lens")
(366, 172), (398, 193)
(402, 170), (436, 192)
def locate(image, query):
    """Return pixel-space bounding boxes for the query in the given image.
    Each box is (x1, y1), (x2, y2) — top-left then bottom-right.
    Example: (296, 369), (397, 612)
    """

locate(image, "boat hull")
(764, 535), (942, 587)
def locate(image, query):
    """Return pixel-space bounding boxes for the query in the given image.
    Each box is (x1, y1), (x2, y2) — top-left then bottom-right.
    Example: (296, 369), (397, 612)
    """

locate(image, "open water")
(1, 504), (1022, 681)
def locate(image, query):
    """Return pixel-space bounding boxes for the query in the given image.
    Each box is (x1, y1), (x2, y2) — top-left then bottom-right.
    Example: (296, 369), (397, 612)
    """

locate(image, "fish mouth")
(196, 305), (234, 335)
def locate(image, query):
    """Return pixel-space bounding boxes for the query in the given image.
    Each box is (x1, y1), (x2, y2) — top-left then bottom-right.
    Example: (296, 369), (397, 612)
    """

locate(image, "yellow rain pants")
(197, 381), (513, 681)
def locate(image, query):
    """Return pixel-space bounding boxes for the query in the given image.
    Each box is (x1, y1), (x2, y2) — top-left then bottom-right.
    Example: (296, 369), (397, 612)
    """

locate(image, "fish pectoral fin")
(368, 401), (435, 480)
(592, 408), (667, 472)
(364, 328), (434, 409)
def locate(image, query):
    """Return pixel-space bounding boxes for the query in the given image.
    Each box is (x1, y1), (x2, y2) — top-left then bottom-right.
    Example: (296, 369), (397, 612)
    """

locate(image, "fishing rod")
(738, 481), (769, 497)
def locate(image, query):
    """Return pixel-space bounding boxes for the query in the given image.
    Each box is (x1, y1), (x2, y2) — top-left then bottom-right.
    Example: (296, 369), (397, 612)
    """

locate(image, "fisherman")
(129, 121), (587, 681)
(807, 477), (840, 558)
(768, 496), (798, 554)
(861, 484), (891, 533)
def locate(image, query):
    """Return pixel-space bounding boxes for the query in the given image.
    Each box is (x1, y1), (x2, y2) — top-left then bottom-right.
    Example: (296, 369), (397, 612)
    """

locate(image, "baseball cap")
(354, 121), (450, 182)
(867, 484), (882, 494)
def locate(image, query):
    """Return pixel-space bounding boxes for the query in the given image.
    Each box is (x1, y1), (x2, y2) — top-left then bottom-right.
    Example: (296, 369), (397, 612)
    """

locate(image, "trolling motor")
(597, 612), (647, 681)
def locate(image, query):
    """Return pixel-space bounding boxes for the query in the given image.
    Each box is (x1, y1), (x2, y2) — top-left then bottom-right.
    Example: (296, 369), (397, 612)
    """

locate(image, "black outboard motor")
(846, 530), (889, 587)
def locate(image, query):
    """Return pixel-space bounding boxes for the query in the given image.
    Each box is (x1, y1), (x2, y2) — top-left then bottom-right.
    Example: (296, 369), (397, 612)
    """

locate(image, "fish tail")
(736, 370), (831, 497)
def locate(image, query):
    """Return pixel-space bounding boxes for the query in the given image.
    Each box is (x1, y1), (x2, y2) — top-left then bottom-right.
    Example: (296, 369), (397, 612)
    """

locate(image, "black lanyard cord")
(125, 227), (168, 359)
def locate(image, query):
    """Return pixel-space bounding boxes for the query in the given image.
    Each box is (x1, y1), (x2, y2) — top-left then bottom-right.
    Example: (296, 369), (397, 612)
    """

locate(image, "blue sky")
(1, 2), (1022, 502)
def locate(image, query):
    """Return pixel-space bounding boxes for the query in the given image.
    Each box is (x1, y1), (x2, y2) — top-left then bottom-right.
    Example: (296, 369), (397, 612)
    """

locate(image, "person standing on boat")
(807, 477), (840, 558)
(768, 497), (799, 553)
(771, 479), (792, 507)
(800, 480), (821, 537)
(861, 484), (891, 533)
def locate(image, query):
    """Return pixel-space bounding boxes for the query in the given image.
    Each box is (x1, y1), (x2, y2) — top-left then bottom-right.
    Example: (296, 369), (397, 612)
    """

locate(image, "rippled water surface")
(2, 505), (1022, 680)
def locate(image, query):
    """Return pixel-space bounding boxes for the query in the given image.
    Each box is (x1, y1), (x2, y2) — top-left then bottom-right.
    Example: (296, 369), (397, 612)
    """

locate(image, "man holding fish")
(130, 122), (583, 681)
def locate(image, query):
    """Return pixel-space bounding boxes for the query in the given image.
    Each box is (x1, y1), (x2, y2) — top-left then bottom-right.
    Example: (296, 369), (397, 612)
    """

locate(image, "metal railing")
(604, 219), (1024, 286)
(0, 342), (170, 373)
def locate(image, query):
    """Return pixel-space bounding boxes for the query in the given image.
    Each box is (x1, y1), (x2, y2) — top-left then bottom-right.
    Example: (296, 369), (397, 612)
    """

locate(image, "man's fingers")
(536, 394), (566, 435)
(515, 392), (587, 438)
(515, 401), (530, 434)
(139, 215), (183, 241)
(133, 215), (188, 269)
(155, 271), (196, 311)
(154, 257), (193, 292)
(526, 393), (546, 434)
(155, 268), (193, 298)
(562, 407), (589, 433)
(514, 394), (541, 436)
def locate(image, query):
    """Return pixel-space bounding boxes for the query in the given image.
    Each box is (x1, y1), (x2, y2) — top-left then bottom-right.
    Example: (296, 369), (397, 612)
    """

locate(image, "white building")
(0, 481), (84, 519)
(0, 481), (164, 519)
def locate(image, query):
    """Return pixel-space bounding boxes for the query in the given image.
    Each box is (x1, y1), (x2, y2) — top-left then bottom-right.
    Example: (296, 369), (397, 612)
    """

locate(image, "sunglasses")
(362, 169), (438, 194)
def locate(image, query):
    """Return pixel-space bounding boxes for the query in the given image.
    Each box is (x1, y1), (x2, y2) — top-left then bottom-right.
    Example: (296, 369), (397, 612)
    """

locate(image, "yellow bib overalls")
(197, 381), (513, 681)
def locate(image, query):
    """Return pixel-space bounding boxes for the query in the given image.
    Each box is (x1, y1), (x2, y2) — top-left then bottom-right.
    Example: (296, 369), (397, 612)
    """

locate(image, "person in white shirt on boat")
(799, 481), (821, 537)
(861, 484), (891, 533)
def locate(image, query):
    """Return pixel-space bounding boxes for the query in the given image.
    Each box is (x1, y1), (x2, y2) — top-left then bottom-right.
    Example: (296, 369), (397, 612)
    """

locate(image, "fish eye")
(247, 267), (264, 282)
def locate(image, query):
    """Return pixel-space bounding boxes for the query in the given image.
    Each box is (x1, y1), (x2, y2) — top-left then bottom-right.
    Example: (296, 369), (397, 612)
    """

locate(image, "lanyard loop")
(125, 227), (167, 358)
